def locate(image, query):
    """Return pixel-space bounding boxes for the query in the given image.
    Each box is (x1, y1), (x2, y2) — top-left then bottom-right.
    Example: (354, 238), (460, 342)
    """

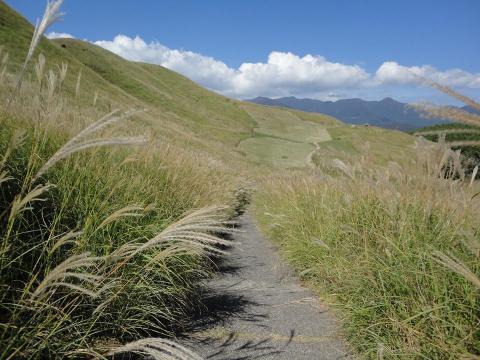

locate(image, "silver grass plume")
(35, 53), (46, 86)
(46, 69), (58, 100)
(57, 62), (68, 90)
(108, 338), (203, 360)
(0, 129), (27, 170)
(110, 206), (234, 262)
(0, 170), (13, 186)
(75, 68), (82, 98)
(33, 109), (147, 181)
(469, 166), (478, 188)
(8, 0), (64, 105)
(332, 159), (354, 179)
(0, 51), (8, 83)
(49, 230), (83, 254)
(93, 90), (99, 106)
(96, 204), (144, 230)
(9, 183), (55, 223)
(432, 251), (480, 289)
(30, 252), (107, 301)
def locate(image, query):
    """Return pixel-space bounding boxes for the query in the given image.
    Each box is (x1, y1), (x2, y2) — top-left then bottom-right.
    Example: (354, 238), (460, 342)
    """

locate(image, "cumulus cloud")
(46, 32), (75, 39)
(93, 35), (369, 98)
(93, 34), (480, 99)
(94, 35), (235, 91)
(375, 61), (480, 88)
(233, 52), (369, 98)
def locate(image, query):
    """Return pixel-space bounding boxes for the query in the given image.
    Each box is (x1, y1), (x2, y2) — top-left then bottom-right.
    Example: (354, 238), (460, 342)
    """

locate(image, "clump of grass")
(0, 1), (240, 358)
(254, 139), (480, 358)
(1, 101), (237, 358)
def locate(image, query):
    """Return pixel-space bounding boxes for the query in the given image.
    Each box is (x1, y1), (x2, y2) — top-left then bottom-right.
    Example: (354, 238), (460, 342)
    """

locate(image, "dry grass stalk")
(33, 109), (147, 181)
(96, 204), (144, 230)
(0, 53), (8, 83)
(75, 68), (82, 98)
(108, 338), (203, 360)
(8, 183), (55, 223)
(57, 62), (68, 90)
(30, 252), (106, 301)
(413, 104), (480, 128)
(112, 206), (233, 261)
(428, 82), (480, 113)
(432, 251), (480, 289)
(34, 53), (46, 86)
(0, 46), (8, 83)
(49, 230), (83, 254)
(469, 166), (478, 188)
(9, 0), (64, 103)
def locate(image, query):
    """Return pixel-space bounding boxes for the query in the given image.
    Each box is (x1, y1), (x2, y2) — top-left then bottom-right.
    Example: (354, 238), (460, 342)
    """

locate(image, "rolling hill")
(0, 0), (415, 169)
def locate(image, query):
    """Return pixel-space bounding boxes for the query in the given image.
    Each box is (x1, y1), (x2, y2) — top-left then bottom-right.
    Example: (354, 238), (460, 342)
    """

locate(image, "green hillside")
(0, 0), (416, 169)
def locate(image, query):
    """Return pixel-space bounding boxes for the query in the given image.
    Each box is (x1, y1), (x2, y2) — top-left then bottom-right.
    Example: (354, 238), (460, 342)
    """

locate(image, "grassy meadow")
(253, 142), (480, 358)
(1, 0), (480, 359)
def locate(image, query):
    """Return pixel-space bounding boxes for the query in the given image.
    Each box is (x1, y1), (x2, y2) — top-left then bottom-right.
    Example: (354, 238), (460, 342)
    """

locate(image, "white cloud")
(93, 35), (369, 98)
(46, 32), (75, 39)
(92, 34), (480, 99)
(232, 52), (370, 98)
(94, 35), (235, 91)
(375, 61), (480, 88)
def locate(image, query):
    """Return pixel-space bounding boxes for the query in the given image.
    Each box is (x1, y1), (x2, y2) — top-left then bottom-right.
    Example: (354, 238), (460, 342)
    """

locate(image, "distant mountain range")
(248, 96), (457, 131)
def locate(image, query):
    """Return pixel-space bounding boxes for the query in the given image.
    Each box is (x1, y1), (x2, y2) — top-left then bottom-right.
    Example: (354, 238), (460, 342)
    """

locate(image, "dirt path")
(306, 141), (321, 168)
(180, 214), (353, 359)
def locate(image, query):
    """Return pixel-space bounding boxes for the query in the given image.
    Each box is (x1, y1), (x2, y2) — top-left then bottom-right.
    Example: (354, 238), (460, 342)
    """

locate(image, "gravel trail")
(181, 214), (353, 359)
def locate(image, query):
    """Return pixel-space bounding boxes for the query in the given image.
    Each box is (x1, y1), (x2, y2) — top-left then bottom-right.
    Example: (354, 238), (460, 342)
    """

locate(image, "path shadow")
(194, 329), (297, 360)
(177, 215), (319, 359)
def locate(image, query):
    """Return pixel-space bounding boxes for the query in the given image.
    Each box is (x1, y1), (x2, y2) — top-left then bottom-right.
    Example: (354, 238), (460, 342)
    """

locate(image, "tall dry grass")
(254, 139), (480, 358)
(0, 1), (246, 358)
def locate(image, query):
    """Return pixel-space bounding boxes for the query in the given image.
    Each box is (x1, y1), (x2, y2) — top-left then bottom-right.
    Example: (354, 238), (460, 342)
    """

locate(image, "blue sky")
(6, 0), (480, 103)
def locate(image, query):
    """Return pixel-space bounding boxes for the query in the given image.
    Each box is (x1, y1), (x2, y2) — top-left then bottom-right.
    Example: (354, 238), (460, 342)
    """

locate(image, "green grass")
(237, 136), (314, 168)
(241, 103), (332, 143)
(0, 105), (240, 358)
(313, 125), (416, 165)
(254, 150), (480, 359)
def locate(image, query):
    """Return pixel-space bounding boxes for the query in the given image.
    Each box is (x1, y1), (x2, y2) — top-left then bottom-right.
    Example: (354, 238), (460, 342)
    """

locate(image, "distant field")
(237, 104), (415, 168)
(238, 103), (335, 167)
(237, 136), (315, 167)
(242, 103), (332, 143)
(314, 125), (416, 165)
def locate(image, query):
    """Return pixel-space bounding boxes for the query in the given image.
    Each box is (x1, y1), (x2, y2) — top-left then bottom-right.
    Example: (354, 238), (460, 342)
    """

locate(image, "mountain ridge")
(248, 96), (453, 131)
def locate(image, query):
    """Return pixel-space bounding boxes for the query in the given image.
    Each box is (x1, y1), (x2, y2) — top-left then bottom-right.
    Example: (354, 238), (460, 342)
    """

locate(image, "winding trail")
(181, 214), (353, 359)
(306, 142), (321, 168)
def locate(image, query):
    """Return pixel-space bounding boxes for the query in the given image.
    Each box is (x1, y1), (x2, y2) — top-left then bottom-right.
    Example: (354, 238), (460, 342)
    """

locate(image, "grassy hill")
(0, 0), (416, 170)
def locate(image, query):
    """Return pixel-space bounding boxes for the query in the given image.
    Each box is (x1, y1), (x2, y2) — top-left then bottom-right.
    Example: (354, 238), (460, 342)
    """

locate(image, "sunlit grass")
(253, 139), (480, 358)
